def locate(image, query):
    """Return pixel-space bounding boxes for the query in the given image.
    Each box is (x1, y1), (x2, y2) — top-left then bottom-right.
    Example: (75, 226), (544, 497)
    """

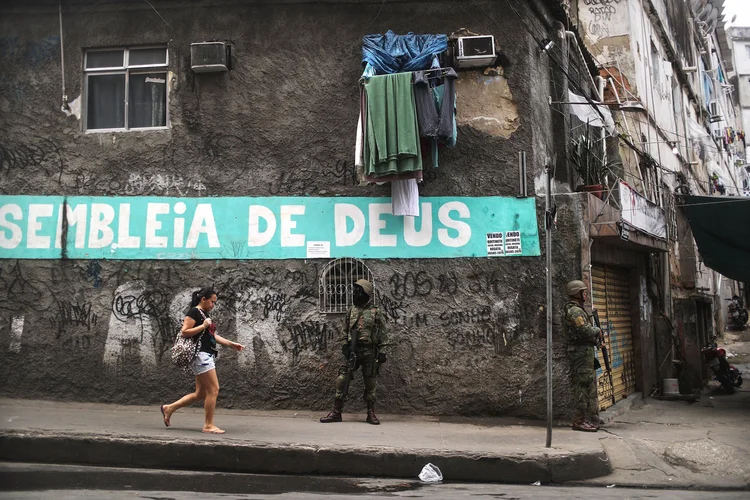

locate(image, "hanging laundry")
(413, 68), (457, 141)
(413, 68), (458, 169)
(432, 83), (457, 147)
(355, 111), (364, 168)
(392, 178), (420, 217)
(363, 72), (423, 178)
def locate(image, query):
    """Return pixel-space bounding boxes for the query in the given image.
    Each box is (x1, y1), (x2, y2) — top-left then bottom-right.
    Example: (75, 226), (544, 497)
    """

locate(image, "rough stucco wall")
(0, 0), (584, 418)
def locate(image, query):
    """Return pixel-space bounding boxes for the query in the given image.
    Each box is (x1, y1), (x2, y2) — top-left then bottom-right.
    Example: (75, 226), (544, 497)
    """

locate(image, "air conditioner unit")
(708, 101), (723, 123)
(454, 35), (497, 69)
(191, 42), (229, 73)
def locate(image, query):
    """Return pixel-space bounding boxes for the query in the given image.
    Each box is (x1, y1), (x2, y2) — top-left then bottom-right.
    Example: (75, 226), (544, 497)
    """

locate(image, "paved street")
(1, 485), (748, 500)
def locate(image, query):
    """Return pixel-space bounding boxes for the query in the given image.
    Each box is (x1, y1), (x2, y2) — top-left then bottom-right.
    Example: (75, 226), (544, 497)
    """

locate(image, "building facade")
(728, 26), (750, 195)
(2, 0), (734, 418)
(571, 0), (746, 392)
(0, 0), (594, 418)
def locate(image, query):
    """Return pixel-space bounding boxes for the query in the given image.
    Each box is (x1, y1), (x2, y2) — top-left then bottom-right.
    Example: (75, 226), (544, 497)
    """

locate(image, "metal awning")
(683, 195), (750, 283)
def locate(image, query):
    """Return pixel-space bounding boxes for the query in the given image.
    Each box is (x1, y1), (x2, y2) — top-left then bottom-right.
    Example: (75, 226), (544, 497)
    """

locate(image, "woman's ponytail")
(190, 287), (217, 308)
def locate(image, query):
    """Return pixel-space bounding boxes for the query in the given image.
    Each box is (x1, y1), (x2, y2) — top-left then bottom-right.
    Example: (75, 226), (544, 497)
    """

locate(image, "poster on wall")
(0, 195), (541, 260)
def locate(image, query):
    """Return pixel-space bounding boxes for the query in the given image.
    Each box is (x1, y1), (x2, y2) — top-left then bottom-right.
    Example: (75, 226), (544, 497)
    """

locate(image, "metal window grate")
(664, 189), (677, 242)
(319, 257), (374, 313)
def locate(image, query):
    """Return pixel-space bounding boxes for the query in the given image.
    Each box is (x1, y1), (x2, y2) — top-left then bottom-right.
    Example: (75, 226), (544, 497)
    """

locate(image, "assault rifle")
(340, 316), (359, 399)
(593, 310), (616, 405)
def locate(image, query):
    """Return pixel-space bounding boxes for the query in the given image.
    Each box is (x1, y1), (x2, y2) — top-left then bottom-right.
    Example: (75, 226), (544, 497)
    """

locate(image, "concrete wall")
(0, 0), (587, 418)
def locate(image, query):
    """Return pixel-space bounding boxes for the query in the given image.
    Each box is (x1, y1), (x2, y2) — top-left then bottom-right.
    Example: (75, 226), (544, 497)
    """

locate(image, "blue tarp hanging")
(361, 30), (448, 75)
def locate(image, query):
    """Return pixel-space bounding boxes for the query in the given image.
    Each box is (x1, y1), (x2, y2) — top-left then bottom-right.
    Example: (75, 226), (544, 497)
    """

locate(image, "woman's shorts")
(191, 351), (216, 376)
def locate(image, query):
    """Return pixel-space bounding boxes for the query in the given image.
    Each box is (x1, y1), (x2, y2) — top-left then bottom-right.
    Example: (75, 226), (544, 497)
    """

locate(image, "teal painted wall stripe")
(0, 196), (541, 260)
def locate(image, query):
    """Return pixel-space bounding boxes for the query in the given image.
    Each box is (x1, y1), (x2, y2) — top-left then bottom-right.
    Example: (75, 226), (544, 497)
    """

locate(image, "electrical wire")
(144, 0), (172, 30)
(457, 1), (747, 196)
(362, 0), (387, 32)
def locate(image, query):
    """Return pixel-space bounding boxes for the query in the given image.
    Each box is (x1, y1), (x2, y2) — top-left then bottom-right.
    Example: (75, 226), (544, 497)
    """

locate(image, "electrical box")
(454, 35), (497, 69)
(191, 42), (229, 73)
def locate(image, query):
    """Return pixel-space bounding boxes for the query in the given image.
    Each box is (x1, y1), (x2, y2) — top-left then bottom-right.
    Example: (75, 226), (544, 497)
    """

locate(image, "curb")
(599, 392), (643, 425)
(0, 431), (611, 484)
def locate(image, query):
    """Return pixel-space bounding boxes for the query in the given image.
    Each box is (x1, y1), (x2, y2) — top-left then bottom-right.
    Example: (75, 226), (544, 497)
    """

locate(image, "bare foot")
(202, 426), (225, 434)
(160, 405), (171, 427)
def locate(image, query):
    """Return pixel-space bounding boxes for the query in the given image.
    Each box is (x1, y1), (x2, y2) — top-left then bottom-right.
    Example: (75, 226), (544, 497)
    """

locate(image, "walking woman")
(161, 287), (244, 434)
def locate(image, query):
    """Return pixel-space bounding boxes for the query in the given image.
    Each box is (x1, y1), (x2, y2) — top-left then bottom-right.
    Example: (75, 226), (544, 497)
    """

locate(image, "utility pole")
(545, 164), (553, 448)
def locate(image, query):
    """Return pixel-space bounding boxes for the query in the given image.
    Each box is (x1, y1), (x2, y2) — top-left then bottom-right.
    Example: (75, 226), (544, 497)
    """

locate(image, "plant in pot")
(569, 128), (609, 199)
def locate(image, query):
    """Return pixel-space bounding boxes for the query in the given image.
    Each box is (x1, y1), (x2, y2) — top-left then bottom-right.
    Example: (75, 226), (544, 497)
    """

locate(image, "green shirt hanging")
(364, 73), (423, 177)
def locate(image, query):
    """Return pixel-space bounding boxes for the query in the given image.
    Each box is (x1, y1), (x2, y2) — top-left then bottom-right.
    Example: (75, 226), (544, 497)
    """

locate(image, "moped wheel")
(721, 377), (735, 394)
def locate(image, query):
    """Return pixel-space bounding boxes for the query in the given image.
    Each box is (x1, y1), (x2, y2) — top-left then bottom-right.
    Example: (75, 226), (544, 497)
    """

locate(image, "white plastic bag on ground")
(418, 463), (443, 482)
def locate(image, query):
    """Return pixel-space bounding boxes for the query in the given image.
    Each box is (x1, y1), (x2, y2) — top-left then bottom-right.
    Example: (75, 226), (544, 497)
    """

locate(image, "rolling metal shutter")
(592, 265), (637, 411)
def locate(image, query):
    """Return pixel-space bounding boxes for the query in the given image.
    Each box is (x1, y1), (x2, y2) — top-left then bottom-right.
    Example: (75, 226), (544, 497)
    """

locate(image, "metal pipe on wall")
(545, 164), (553, 449)
(58, 0), (68, 111)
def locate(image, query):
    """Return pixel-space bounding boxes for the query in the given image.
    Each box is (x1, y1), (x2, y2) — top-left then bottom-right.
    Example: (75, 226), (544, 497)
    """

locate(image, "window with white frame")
(85, 47), (168, 131)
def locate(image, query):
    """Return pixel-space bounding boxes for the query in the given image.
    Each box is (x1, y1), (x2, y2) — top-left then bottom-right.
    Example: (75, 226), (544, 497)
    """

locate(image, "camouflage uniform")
(563, 300), (600, 426)
(334, 303), (387, 403)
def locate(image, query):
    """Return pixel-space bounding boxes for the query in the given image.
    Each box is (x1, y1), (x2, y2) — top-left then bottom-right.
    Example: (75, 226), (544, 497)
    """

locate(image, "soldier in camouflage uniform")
(320, 279), (388, 425)
(564, 280), (603, 432)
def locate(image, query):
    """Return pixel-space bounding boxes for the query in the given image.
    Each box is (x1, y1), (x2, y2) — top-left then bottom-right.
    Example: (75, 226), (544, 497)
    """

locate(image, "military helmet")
(566, 280), (587, 297)
(354, 279), (373, 297)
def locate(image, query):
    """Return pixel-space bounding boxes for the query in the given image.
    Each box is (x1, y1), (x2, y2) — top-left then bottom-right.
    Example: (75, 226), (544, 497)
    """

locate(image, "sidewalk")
(0, 398), (609, 484)
(575, 333), (750, 491)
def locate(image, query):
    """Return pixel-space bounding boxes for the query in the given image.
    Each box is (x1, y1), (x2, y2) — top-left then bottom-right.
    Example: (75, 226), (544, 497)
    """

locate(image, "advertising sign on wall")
(619, 182), (667, 239)
(0, 196), (541, 260)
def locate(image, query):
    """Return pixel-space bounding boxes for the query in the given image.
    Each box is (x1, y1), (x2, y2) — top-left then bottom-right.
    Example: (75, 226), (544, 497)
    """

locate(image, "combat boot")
(366, 401), (380, 425)
(571, 421), (597, 432)
(320, 399), (343, 423)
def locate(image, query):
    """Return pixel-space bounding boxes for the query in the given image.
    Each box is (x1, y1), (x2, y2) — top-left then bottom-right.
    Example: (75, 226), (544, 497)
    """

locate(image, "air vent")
(190, 42), (229, 73)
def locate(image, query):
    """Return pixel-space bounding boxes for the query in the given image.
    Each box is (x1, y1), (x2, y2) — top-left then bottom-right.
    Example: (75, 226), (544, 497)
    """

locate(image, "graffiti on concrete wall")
(579, 0), (626, 43)
(0, 139), (64, 183)
(49, 300), (99, 351)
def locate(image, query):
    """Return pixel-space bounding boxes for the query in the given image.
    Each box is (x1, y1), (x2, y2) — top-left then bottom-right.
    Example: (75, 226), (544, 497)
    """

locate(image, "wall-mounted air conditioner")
(454, 35), (497, 69)
(191, 42), (230, 73)
(708, 100), (723, 122)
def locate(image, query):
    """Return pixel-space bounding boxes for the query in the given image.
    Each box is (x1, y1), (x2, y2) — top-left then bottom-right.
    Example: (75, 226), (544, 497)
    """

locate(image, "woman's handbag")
(171, 332), (203, 373)
(171, 309), (207, 373)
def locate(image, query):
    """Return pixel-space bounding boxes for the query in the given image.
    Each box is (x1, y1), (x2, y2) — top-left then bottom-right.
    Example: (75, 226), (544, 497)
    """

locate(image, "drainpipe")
(565, 31), (598, 93)
(557, 24), (572, 184)
(596, 75), (608, 174)
(59, 0), (69, 112)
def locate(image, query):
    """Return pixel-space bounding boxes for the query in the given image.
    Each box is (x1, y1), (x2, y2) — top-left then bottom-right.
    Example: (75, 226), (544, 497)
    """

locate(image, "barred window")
(319, 258), (374, 313)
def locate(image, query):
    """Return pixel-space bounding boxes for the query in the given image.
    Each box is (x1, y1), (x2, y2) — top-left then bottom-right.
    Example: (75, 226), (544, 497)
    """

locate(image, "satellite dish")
(698, 4), (713, 22)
